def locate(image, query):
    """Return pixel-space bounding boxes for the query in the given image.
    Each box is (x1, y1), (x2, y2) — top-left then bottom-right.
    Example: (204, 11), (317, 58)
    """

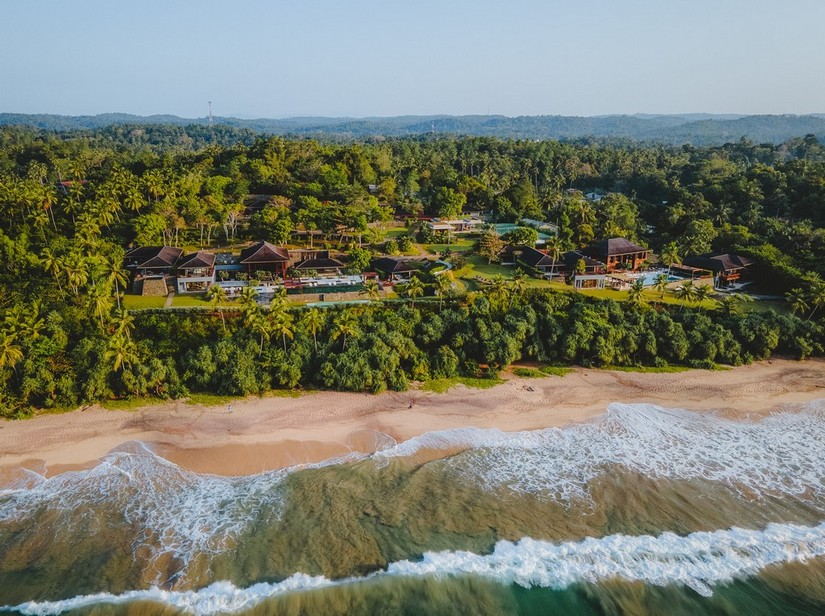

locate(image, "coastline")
(1, 359), (824, 478)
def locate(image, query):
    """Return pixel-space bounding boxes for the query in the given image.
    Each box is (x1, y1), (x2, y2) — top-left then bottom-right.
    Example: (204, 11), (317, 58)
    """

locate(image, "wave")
(0, 442), (361, 570)
(377, 401), (825, 502)
(7, 520), (825, 615)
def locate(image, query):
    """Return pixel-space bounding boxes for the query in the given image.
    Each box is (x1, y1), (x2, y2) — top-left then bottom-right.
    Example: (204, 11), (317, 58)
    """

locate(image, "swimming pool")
(635, 271), (680, 286)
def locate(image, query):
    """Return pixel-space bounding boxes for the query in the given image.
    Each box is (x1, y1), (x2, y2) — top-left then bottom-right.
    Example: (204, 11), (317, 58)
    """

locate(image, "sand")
(1, 359), (824, 478)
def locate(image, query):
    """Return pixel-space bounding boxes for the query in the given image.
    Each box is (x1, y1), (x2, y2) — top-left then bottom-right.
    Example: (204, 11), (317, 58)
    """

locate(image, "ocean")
(3, 402), (825, 615)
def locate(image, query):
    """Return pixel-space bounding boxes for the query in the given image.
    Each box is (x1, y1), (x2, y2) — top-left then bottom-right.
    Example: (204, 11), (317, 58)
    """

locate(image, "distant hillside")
(1, 112), (824, 145)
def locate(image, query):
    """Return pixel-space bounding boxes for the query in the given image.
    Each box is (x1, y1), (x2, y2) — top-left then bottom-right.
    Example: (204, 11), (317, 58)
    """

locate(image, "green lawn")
(421, 376), (504, 393)
(122, 295), (166, 309)
(424, 239), (475, 254)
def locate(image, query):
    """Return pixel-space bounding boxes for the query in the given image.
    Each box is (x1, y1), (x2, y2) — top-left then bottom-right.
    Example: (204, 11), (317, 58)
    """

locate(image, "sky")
(2, 0), (824, 118)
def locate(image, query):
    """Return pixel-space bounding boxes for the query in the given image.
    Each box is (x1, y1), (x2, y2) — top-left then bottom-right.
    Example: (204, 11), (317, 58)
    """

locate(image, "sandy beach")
(2, 359), (824, 478)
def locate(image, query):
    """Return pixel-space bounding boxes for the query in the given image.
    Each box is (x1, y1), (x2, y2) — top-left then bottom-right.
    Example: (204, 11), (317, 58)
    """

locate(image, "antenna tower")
(208, 101), (214, 128)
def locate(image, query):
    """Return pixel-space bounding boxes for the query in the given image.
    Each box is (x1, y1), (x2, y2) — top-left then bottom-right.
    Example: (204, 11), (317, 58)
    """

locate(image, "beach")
(2, 359), (824, 477)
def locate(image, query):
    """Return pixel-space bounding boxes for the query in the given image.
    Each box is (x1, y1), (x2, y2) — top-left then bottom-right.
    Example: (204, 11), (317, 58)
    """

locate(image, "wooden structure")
(681, 253), (754, 286)
(175, 251), (216, 293)
(239, 241), (290, 278)
(585, 238), (649, 273)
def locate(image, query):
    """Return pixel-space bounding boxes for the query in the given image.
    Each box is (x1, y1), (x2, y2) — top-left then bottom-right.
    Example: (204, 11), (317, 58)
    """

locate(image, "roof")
(372, 257), (420, 274)
(294, 257), (345, 271)
(125, 246), (183, 269)
(239, 241), (289, 264)
(682, 253), (754, 273)
(176, 251), (216, 270)
(517, 245), (559, 268)
(561, 251), (604, 269)
(588, 238), (648, 256)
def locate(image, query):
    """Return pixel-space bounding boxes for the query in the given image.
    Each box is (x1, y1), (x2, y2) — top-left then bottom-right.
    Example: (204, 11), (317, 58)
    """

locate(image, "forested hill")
(2, 112), (825, 145)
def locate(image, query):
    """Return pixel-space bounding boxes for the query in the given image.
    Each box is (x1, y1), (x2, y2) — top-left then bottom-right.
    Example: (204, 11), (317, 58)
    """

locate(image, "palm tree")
(104, 334), (138, 373)
(359, 279), (381, 301)
(674, 280), (697, 308)
(331, 313), (358, 351)
(301, 307), (324, 353)
(249, 311), (273, 354)
(207, 284), (228, 330)
(627, 278), (646, 307)
(401, 275), (424, 309)
(271, 311), (295, 353)
(543, 236), (562, 279)
(661, 242), (681, 276)
(88, 285), (114, 331)
(434, 273), (453, 312)
(488, 274), (510, 310)
(786, 288), (810, 317)
(111, 309), (135, 340)
(694, 284), (714, 306)
(238, 286), (260, 326)
(98, 256), (129, 310)
(719, 293), (754, 317)
(40, 248), (65, 293)
(653, 272), (670, 299)
(0, 333), (23, 371)
(64, 253), (89, 295)
(808, 280), (825, 320)
(508, 269), (527, 307)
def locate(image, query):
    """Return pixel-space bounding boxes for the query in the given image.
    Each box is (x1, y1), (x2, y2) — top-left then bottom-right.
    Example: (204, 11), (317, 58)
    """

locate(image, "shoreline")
(1, 359), (824, 478)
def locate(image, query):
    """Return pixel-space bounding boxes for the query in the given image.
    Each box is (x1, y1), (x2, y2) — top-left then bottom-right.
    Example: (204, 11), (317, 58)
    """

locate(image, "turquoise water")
(3, 402), (825, 615)
(636, 271), (680, 286)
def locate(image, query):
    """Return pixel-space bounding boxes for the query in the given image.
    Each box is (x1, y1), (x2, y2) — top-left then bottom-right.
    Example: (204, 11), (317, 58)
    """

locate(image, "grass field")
(122, 295), (166, 309)
(421, 376), (504, 393)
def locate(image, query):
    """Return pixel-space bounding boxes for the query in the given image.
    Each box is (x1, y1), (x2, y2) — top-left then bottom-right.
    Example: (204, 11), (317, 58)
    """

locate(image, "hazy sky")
(2, 0), (823, 118)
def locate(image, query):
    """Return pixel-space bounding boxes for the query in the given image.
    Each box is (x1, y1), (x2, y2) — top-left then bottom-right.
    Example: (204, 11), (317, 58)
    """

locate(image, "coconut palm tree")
(488, 274), (510, 310)
(401, 275), (424, 309)
(0, 333), (23, 371)
(661, 242), (681, 276)
(271, 311), (295, 354)
(627, 278), (646, 307)
(40, 248), (65, 293)
(508, 269), (528, 307)
(434, 273), (453, 312)
(331, 313), (358, 351)
(694, 284), (715, 306)
(359, 279), (381, 302)
(301, 307), (324, 353)
(98, 256), (129, 310)
(104, 334), (138, 373)
(786, 288), (810, 317)
(674, 280), (697, 307)
(653, 272), (670, 299)
(207, 284), (228, 331)
(718, 293), (754, 317)
(808, 280), (825, 320)
(238, 286), (260, 326)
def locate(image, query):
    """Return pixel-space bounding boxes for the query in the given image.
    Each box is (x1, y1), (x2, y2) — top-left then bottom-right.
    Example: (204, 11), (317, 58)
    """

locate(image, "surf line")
(7, 520), (825, 616)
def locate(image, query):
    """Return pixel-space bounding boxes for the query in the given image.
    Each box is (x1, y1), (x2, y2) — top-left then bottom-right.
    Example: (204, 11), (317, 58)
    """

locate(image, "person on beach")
(228, 404), (233, 413)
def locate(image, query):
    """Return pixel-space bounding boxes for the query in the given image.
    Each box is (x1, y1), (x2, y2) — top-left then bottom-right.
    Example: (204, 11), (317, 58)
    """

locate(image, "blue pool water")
(637, 271), (680, 286)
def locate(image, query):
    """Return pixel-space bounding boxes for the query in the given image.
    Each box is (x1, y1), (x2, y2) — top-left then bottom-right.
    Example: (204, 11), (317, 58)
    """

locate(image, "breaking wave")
(7, 520), (825, 615)
(378, 402), (825, 502)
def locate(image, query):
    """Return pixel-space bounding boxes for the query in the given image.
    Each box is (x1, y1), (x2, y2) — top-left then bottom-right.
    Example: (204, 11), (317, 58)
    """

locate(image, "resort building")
(585, 238), (649, 273)
(291, 250), (346, 275)
(239, 241), (290, 278)
(681, 253), (754, 287)
(175, 251), (216, 293)
(371, 257), (427, 282)
(124, 246), (183, 294)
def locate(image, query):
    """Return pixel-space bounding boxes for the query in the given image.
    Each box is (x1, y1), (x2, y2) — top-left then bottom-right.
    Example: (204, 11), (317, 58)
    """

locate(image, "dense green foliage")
(1, 126), (824, 415)
(2, 113), (825, 146)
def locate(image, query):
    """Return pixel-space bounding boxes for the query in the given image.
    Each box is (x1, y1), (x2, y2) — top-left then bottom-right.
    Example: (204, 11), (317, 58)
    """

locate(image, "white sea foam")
(377, 402), (825, 502)
(0, 442), (360, 576)
(7, 520), (825, 615)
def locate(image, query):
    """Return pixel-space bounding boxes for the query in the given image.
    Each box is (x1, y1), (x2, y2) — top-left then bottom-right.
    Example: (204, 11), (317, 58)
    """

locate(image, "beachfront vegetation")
(0, 125), (824, 415)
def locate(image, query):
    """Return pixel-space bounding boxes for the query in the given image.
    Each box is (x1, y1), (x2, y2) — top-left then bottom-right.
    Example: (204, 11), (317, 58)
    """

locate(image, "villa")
(585, 238), (649, 272)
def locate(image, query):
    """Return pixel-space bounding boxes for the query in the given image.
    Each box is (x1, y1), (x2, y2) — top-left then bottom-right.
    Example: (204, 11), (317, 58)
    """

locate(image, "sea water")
(3, 402), (825, 615)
